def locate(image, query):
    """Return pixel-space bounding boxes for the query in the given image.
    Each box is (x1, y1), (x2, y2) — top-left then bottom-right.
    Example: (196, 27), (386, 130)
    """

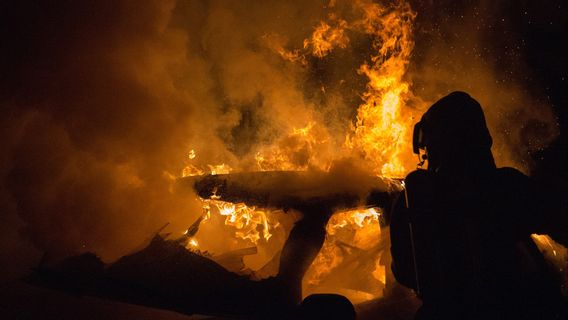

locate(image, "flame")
(303, 207), (386, 301)
(262, 0), (419, 178)
(188, 238), (199, 248)
(208, 164), (232, 175)
(304, 20), (350, 58)
(176, 0), (568, 306)
(182, 164), (204, 177)
(182, 0), (419, 304)
(201, 198), (279, 244)
(345, 0), (418, 178)
(182, 149), (232, 177)
(328, 207), (382, 231)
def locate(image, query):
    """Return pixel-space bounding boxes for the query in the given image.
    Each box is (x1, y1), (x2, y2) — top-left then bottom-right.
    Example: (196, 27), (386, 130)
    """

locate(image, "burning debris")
(178, 170), (400, 302)
(30, 170), (402, 318)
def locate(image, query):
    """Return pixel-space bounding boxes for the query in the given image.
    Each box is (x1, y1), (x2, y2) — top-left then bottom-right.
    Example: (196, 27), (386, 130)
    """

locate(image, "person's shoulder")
(494, 167), (533, 194)
(495, 167), (530, 183)
(404, 169), (435, 184)
(403, 169), (437, 206)
(496, 166), (527, 176)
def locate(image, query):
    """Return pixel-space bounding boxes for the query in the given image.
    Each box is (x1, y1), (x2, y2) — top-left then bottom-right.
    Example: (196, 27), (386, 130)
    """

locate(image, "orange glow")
(261, 0), (420, 177)
(183, 0), (418, 304)
(182, 149), (232, 177)
(303, 207), (386, 303)
(255, 122), (333, 172)
(200, 198), (280, 244)
(345, 0), (418, 178)
(304, 20), (350, 58)
(188, 238), (199, 248)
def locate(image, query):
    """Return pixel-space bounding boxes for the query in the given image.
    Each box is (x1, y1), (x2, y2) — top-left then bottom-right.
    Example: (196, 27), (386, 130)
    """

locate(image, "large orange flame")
(268, 0), (420, 177)
(184, 0), (419, 304)
(345, 0), (418, 178)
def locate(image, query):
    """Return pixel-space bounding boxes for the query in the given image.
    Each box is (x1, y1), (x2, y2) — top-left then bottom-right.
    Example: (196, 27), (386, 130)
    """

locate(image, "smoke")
(0, 0), (206, 280)
(0, 0), (559, 282)
(0, 0), (356, 282)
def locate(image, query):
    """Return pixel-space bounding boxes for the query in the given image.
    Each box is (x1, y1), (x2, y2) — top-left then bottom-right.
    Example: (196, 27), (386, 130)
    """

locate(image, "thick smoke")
(0, 0), (354, 282)
(0, 0), (559, 282)
(0, 0), (206, 280)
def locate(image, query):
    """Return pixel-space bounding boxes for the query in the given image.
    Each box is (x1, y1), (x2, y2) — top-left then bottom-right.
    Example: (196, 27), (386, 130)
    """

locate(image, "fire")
(328, 207), (382, 230)
(182, 149), (232, 177)
(314, 207), (383, 281)
(303, 207), (387, 303)
(188, 238), (199, 248)
(182, 0), (419, 304)
(207, 164), (232, 176)
(202, 199), (277, 243)
(182, 164), (204, 177)
(304, 20), (350, 58)
(345, 0), (418, 178)
(191, 179), (286, 244)
(267, 0), (420, 177)
(182, 164), (232, 177)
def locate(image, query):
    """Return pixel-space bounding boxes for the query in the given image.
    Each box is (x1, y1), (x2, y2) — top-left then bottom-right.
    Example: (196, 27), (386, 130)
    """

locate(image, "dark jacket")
(390, 167), (565, 320)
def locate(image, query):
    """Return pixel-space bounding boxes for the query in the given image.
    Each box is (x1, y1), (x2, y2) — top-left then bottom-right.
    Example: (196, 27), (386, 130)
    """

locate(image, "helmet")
(413, 91), (492, 155)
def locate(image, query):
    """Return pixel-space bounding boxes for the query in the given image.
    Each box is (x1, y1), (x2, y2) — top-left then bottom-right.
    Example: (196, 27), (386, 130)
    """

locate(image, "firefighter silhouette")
(390, 92), (566, 320)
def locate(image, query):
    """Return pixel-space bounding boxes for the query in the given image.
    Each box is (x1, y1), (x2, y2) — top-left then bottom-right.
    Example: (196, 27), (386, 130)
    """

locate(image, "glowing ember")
(188, 238), (199, 248)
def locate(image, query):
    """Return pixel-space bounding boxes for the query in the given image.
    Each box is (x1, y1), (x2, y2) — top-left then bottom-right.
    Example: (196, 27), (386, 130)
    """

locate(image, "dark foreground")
(0, 281), (420, 320)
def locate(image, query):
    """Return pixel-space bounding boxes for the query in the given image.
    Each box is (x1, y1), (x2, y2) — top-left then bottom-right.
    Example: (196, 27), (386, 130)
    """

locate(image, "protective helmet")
(413, 91), (492, 155)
